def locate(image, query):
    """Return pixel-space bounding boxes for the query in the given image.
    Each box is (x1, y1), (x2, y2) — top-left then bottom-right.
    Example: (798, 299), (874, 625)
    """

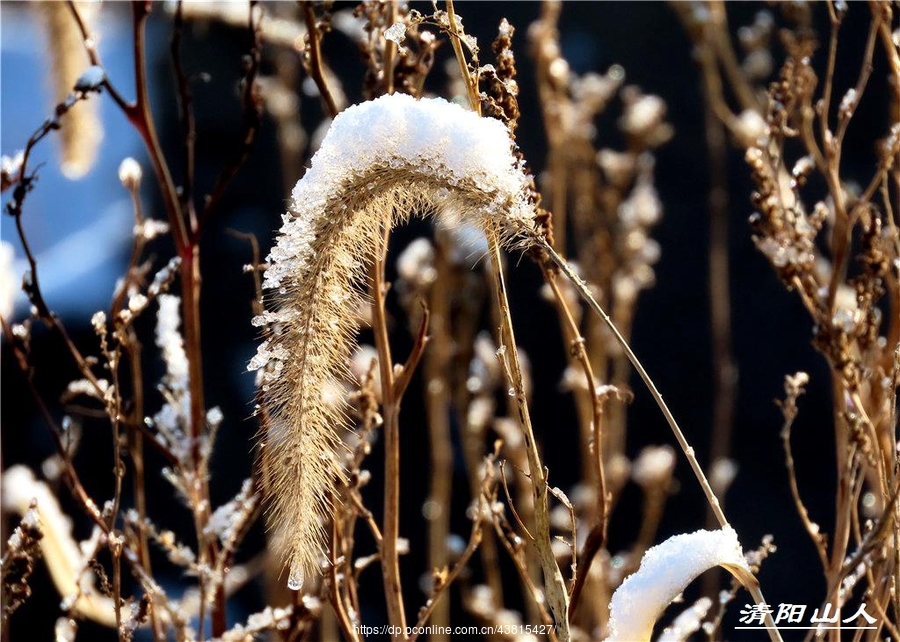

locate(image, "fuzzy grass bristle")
(250, 93), (540, 588)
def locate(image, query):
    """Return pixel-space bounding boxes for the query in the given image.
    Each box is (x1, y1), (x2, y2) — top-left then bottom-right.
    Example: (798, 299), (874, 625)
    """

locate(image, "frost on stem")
(0, 240), (18, 320)
(153, 294), (191, 463)
(250, 93), (538, 588)
(383, 22), (407, 44)
(605, 527), (754, 642)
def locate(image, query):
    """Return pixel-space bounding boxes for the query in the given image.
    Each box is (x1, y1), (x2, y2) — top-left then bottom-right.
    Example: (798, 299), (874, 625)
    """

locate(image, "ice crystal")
(383, 21), (406, 44)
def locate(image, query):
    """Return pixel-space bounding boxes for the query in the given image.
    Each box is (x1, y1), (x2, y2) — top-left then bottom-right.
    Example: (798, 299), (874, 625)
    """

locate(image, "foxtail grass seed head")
(250, 93), (538, 588)
(37, 2), (103, 180)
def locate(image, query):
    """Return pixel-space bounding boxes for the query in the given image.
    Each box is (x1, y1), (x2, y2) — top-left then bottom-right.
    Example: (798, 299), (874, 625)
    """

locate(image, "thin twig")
(422, 241), (453, 637)
(541, 267), (610, 621)
(370, 225), (408, 640)
(328, 524), (361, 642)
(383, 1), (398, 95)
(301, 1), (339, 118)
(409, 516), (482, 641)
(488, 229), (570, 641)
(445, 0), (480, 113)
(499, 461), (534, 541)
(393, 301), (430, 400)
(170, 1), (198, 225)
(541, 241), (783, 642)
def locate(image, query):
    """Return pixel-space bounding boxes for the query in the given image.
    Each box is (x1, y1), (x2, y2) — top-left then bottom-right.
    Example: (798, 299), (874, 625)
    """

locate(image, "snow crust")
(606, 527), (749, 641)
(261, 93), (531, 293)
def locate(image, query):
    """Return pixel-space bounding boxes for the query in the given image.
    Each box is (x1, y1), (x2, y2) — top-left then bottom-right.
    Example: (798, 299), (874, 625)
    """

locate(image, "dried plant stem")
(541, 242), (783, 642)
(696, 46), (738, 623)
(171, 1), (197, 219)
(443, 5), (568, 631)
(487, 227), (571, 641)
(818, 4), (842, 162)
(781, 414), (830, 573)
(301, 0), (339, 118)
(383, 0), (398, 95)
(701, 71), (736, 502)
(106, 350), (126, 632)
(824, 18), (878, 317)
(542, 267), (609, 620)
(545, 267), (603, 486)
(329, 525), (361, 642)
(410, 516), (482, 642)
(707, 1), (759, 113)
(424, 247), (453, 637)
(128, 5), (190, 251)
(543, 242), (726, 523)
(486, 257), (541, 623)
(370, 226), (408, 640)
(490, 508), (558, 641)
(115, 3), (223, 632)
(441, 3), (543, 619)
(123, 341), (162, 638)
(827, 382), (854, 609)
(460, 400), (507, 605)
(445, 0), (479, 112)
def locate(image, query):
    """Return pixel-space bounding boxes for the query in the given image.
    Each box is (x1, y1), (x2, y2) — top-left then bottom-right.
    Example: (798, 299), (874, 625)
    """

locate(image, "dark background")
(1, 2), (889, 640)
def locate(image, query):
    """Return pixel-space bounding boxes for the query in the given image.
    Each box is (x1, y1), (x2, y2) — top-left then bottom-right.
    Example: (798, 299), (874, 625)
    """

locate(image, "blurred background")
(1, 2), (887, 640)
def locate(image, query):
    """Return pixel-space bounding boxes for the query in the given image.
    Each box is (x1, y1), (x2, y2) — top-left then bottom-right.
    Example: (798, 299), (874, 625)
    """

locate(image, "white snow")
(156, 295), (188, 389)
(251, 93), (536, 586)
(0, 241), (17, 320)
(117, 157), (142, 190)
(658, 597), (713, 642)
(153, 294), (190, 450)
(262, 93), (532, 292)
(606, 527), (750, 641)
